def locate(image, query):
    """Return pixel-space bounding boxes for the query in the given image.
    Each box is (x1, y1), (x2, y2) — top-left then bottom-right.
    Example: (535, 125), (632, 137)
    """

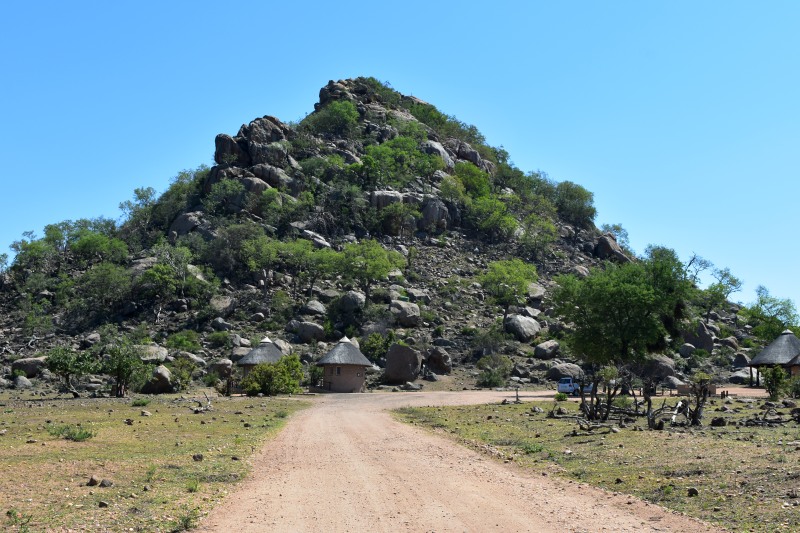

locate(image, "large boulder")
(533, 340), (560, 360)
(13, 375), (33, 389)
(250, 164), (294, 189)
(213, 134), (250, 167)
(662, 376), (684, 389)
(425, 347), (452, 374)
(136, 345), (168, 364)
(679, 343), (696, 358)
(384, 344), (423, 384)
(370, 190), (403, 210)
(733, 352), (751, 368)
(174, 351), (207, 367)
(419, 197), (451, 233)
(11, 357), (47, 378)
(141, 365), (174, 394)
(504, 315), (541, 342)
(301, 300), (327, 316)
(683, 322), (715, 353)
(210, 295), (236, 317)
(297, 321), (326, 343)
(635, 354), (676, 380)
(420, 140), (455, 169)
(594, 234), (631, 263)
(546, 363), (584, 381)
(390, 300), (421, 327)
(209, 359), (233, 378)
(729, 368), (754, 385)
(339, 291), (366, 313)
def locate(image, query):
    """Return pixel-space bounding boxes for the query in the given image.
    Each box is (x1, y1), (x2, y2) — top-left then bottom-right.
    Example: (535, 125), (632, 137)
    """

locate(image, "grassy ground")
(395, 395), (800, 532)
(0, 389), (308, 532)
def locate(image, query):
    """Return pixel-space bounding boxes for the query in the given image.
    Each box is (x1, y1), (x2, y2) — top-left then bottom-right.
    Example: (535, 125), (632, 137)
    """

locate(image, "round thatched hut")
(316, 337), (371, 393)
(238, 337), (284, 378)
(748, 330), (800, 386)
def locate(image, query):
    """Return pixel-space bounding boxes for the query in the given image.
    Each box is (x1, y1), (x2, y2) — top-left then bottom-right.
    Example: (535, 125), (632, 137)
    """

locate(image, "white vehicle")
(557, 377), (593, 395)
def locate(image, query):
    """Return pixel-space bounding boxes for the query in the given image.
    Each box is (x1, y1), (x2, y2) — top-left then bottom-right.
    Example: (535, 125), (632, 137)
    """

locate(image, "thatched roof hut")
(238, 337), (283, 377)
(316, 337), (371, 393)
(748, 330), (800, 385)
(749, 330), (800, 368)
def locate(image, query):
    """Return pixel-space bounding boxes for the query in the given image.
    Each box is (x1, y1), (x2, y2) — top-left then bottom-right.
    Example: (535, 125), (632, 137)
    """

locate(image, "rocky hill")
(0, 77), (772, 396)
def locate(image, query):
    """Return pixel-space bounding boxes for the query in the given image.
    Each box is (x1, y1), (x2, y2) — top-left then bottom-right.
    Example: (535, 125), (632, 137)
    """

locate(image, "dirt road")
(198, 390), (727, 533)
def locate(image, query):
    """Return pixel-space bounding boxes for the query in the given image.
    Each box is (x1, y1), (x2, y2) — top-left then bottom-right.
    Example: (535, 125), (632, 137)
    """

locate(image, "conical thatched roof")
(317, 337), (371, 367)
(749, 330), (800, 367)
(238, 337), (283, 367)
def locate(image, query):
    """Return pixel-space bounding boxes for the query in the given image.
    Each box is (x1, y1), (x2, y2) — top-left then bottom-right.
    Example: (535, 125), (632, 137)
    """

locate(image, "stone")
(10, 374), (34, 393)
(370, 190), (403, 210)
(504, 315), (541, 342)
(546, 363), (584, 381)
(527, 283), (546, 300)
(250, 164), (293, 189)
(175, 351), (206, 367)
(420, 140), (455, 169)
(209, 359), (233, 378)
(339, 291), (366, 313)
(11, 357), (47, 378)
(710, 417), (727, 427)
(728, 368), (754, 385)
(406, 288), (431, 304)
(301, 300), (327, 316)
(719, 336), (739, 351)
(98, 501), (109, 508)
(87, 475), (100, 486)
(82, 332), (102, 348)
(687, 487), (699, 497)
(99, 479), (114, 488)
(425, 347), (452, 374)
(534, 340), (560, 360)
(636, 354), (676, 380)
(390, 300), (421, 327)
(679, 343), (696, 358)
(213, 134), (250, 167)
(230, 347), (250, 362)
(683, 322), (715, 353)
(210, 295), (236, 317)
(594, 234), (631, 263)
(273, 339), (293, 355)
(211, 317), (232, 331)
(168, 211), (204, 237)
(297, 321), (325, 343)
(141, 365), (173, 394)
(136, 345), (168, 364)
(384, 344), (423, 384)
(732, 352), (751, 368)
(302, 229), (332, 249)
(572, 265), (590, 278)
(419, 197), (451, 233)
(662, 376), (684, 389)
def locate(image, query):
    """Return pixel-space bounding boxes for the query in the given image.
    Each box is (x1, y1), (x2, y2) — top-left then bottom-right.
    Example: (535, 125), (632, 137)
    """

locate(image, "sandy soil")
(194, 388), (757, 533)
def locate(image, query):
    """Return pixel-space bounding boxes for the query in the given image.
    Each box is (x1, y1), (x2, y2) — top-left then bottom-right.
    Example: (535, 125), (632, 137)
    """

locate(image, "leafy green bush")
(763, 366), (788, 401)
(166, 330), (201, 352)
(361, 331), (397, 362)
(131, 398), (150, 407)
(476, 353), (513, 387)
(554, 392), (569, 402)
(46, 424), (95, 442)
(241, 355), (303, 396)
(302, 100), (360, 138)
(554, 180), (596, 228)
(207, 331), (231, 348)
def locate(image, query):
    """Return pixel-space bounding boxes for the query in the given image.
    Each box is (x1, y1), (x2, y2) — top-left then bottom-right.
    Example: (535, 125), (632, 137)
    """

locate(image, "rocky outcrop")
(390, 300), (420, 327)
(141, 365), (173, 394)
(425, 347), (452, 374)
(384, 344), (422, 384)
(594, 234), (631, 263)
(546, 363), (584, 381)
(533, 340), (560, 360)
(683, 322), (715, 353)
(504, 315), (541, 342)
(12, 357), (47, 378)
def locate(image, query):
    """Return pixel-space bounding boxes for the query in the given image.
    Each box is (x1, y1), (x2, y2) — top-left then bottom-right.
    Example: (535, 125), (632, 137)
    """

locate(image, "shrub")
(46, 424), (95, 442)
(207, 331), (231, 348)
(166, 330), (201, 352)
(131, 398), (150, 407)
(476, 353), (513, 387)
(240, 355), (303, 396)
(763, 366), (788, 401)
(361, 331), (396, 362)
(302, 100), (359, 138)
(554, 392), (568, 402)
(554, 180), (596, 228)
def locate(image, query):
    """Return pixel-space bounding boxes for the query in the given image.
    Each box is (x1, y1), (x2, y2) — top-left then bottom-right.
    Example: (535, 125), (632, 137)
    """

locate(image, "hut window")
(336, 367), (341, 375)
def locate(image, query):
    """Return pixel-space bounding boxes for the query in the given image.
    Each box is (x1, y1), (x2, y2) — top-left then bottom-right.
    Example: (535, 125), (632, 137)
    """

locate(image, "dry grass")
(0, 389), (308, 532)
(396, 395), (800, 532)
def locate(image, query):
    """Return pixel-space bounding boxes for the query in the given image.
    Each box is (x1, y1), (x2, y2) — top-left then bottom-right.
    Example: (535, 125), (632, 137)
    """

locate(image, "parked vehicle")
(557, 377), (592, 395)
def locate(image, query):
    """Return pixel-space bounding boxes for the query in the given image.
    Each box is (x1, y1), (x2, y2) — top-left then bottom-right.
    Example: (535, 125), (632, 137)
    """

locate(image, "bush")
(241, 355), (303, 396)
(46, 424), (95, 442)
(554, 392), (569, 402)
(131, 398), (150, 407)
(361, 331), (396, 362)
(302, 100), (359, 138)
(554, 181), (596, 228)
(476, 353), (513, 388)
(207, 331), (231, 348)
(166, 330), (201, 352)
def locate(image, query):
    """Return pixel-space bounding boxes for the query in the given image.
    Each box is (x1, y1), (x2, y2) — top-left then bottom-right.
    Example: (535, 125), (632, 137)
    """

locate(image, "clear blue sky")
(2, 1), (798, 310)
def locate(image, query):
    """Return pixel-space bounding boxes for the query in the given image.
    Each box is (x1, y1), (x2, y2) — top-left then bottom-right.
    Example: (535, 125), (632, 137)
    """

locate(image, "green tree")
(379, 202), (420, 237)
(71, 231), (128, 265)
(554, 181), (596, 228)
(480, 259), (538, 320)
(340, 240), (404, 303)
(302, 100), (360, 138)
(520, 214), (557, 261)
(762, 366), (788, 401)
(698, 267), (742, 323)
(202, 179), (245, 215)
(119, 186), (157, 250)
(240, 355), (303, 396)
(468, 196), (517, 242)
(45, 346), (98, 396)
(742, 286), (798, 342)
(600, 223), (631, 254)
(102, 339), (145, 397)
(71, 262), (133, 325)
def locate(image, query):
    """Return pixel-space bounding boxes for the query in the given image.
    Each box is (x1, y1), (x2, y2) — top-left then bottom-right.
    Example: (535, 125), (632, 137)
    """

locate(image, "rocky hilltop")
(0, 77), (766, 396)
